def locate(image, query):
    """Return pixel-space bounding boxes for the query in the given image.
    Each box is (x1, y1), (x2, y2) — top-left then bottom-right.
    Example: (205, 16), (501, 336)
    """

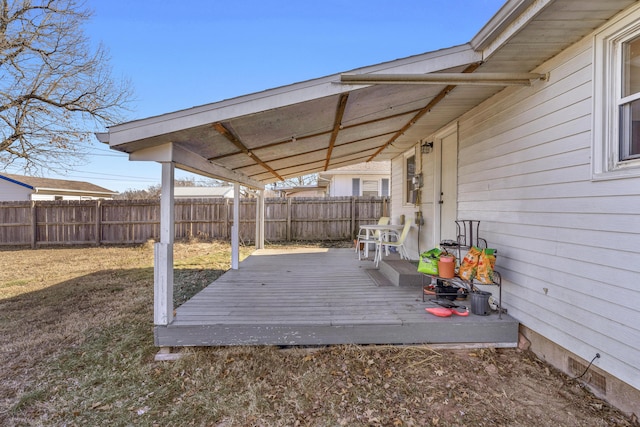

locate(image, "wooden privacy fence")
(0, 197), (389, 247)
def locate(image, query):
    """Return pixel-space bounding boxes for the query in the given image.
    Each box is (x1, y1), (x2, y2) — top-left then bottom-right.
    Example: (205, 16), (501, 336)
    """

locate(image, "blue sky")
(35, 0), (505, 192)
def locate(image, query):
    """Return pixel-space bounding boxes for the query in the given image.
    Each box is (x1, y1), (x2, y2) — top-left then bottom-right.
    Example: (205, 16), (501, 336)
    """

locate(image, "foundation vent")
(568, 356), (606, 395)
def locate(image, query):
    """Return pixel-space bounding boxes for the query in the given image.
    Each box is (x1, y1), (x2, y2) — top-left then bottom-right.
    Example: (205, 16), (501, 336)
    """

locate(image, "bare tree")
(115, 178), (229, 200)
(276, 173), (318, 188)
(0, 0), (132, 174)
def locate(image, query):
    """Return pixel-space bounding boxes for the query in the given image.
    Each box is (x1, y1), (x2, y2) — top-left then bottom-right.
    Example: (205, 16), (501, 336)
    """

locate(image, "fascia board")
(473, 0), (553, 60)
(0, 174), (33, 190)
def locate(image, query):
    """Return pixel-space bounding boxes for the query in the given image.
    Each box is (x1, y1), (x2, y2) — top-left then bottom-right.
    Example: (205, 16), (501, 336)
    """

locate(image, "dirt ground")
(0, 242), (636, 426)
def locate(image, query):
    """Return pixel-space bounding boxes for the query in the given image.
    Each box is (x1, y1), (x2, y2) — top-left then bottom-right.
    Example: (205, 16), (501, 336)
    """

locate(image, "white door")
(439, 131), (458, 241)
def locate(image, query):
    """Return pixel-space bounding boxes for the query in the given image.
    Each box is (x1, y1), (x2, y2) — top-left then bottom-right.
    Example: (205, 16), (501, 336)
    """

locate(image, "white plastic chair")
(374, 220), (411, 266)
(356, 216), (389, 259)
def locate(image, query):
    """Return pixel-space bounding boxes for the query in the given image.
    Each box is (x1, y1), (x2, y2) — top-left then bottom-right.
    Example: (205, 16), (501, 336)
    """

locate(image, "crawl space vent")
(568, 356), (606, 395)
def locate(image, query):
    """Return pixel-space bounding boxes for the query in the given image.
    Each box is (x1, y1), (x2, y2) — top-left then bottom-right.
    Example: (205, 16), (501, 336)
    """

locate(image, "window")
(593, 10), (640, 178)
(405, 154), (415, 204)
(351, 178), (360, 196)
(381, 178), (389, 197)
(362, 180), (378, 197)
(620, 35), (640, 161)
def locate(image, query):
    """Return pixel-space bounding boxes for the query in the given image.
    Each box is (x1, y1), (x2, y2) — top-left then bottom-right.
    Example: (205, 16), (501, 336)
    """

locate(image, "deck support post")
(154, 162), (175, 326)
(231, 182), (240, 269)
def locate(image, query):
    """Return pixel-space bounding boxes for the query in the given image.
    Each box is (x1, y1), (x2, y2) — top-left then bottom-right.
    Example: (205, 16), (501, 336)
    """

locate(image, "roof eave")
(104, 44), (481, 149)
(470, 0), (537, 50)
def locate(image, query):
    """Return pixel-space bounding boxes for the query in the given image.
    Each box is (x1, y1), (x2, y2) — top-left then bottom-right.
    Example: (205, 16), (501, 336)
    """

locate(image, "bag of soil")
(417, 248), (442, 275)
(458, 246), (482, 281)
(476, 249), (497, 284)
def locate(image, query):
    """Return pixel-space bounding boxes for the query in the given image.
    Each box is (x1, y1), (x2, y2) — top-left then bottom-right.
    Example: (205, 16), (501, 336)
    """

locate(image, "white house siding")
(0, 180), (32, 201)
(390, 149), (432, 259)
(455, 23), (640, 392)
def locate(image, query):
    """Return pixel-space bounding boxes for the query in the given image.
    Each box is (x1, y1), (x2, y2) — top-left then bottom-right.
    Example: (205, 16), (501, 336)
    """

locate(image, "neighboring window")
(620, 35), (640, 161)
(362, 180), (378, 197)
(351, 178), (360, 196)
(381, 178), (389, 197)
(405, 154), (415, 203)
(593, 12), (640, 178)
(54, 196), (63, 200)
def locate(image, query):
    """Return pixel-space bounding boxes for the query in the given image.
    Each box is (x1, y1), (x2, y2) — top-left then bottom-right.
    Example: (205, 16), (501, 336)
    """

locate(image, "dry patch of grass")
(0, 242), (634, 426)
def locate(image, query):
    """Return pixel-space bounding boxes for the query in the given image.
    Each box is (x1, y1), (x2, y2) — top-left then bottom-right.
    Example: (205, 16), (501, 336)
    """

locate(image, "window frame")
(404, 152), (416, 205)
(593, 8), (640, 179)
(361, 179), (379, 197)
(351, 178), (360, 196)
(381, 178), (389, 197)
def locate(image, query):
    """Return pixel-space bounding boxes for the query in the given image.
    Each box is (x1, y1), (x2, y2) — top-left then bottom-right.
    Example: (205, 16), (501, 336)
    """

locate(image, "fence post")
(351, 197), (356, 239)
(95, 200), (101, 246)
(224, 198), (230, 240)
(31, 201), (37, 249)
(286, 198), (292, 241)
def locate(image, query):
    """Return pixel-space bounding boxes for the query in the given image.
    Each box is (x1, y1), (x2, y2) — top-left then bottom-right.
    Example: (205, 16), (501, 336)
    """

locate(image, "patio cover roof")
(97, 0), (636, 190)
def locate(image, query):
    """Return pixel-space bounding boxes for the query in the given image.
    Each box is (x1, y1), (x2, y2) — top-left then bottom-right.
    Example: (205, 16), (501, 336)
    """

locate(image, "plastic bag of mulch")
(417, 248), (442, 275)
(458, 246), (482, 281)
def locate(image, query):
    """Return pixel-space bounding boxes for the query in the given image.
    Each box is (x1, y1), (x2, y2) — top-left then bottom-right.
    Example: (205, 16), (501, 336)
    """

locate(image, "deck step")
(365, 268), (395, 287)
(378, 258), (423, 287)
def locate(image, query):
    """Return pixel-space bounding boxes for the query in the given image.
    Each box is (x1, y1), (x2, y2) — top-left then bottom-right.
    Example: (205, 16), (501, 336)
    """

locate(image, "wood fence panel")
(35, 200), (97, 245)
(101, 199), (160, 244)
(0, 196), (387, 246)
(264, 198), (288, 242)
(354, 197), (388, 234)
(288, 197), (354, 241)
(174, 198), (227, 240)
(0, 201), (31, 245)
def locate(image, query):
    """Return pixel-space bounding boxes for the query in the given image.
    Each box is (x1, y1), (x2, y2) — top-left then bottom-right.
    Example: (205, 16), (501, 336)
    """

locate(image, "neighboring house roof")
(98, 0), (636, 189)
(0, 173), (117, 196)
(320, 161), (390, 177)
(174, 186), (234, 198)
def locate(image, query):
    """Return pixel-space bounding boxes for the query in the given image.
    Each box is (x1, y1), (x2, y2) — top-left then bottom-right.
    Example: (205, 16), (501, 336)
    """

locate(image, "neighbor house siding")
(456, 28), (640, 391)
(0, 180), (32, 201)
(329, 175), (389, 197)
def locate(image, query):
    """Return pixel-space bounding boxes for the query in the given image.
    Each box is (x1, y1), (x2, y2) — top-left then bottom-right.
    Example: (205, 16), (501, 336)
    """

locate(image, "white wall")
(0, 180), (32, 201)
(389, 148), (429, 259)
(329, 175), (388, 197)
(31, 194), (92, 201)
(453, 13), (640, 392)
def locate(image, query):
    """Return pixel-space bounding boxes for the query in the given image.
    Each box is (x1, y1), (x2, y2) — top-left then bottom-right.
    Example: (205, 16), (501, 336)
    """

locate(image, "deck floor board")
(156, 248), (519, 346)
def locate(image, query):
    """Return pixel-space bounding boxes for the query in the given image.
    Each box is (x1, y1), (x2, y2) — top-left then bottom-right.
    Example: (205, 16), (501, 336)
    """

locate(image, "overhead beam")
(341, 72), (547, 86)
(324, 93), (349, 171)
(367, 63), (483, 162)
(172, 144), (264, 189)
(129, 142), (264, 189)
(213, 122), (285, 181)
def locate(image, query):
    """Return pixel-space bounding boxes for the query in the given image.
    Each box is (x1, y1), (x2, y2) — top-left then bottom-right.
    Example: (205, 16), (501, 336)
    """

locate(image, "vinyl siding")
(390, 151), (426, 258)
(329, 175), (389, 197)
(0, 179), (33, 201)
(456, 29), (640, 390)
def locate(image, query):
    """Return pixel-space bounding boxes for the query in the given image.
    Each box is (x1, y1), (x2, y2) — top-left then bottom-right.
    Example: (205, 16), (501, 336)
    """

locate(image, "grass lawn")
(0, 241), (633, 426)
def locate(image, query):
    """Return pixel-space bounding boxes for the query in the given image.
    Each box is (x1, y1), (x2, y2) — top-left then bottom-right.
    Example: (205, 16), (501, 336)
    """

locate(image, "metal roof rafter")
(213, 122), (284, 181)
(324, 93), (349, 171)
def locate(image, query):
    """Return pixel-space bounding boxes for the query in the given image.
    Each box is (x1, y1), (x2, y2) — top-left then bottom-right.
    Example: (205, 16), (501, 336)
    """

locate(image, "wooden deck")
(155, 248), (519, 347)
